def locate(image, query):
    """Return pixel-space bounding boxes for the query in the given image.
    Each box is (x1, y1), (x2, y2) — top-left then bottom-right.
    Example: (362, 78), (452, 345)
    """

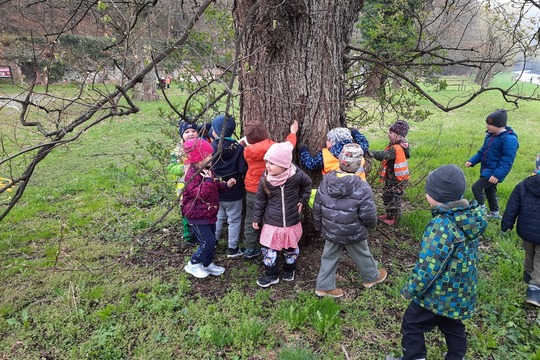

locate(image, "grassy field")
(1, 74), (539, 359)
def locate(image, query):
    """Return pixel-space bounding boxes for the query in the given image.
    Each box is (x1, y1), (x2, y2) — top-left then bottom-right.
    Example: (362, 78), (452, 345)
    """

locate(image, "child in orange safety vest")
(369, 120), (410, 226)
(299, 127), (369, 180)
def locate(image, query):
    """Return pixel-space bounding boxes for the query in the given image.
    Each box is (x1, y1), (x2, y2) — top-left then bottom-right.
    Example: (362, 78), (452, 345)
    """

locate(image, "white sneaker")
(184, 261), (210, 278)
(204, 262), (225, 276)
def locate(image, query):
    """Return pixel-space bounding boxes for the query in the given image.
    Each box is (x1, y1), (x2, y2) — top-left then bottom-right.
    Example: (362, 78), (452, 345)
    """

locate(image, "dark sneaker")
(256, 275), (279, 288)
(363, 268), (388, 288)
(315, 288), (344, 298)
(526, 285), (540, 307)
(226, 247), (244, 259)
(244, 248), (262, 259)
(282, 271), (295, 282)
(184, 236), (198, 246)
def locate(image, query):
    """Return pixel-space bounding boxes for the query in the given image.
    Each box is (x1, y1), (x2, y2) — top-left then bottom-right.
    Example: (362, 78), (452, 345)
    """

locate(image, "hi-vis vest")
(322, 148), (366, 180)
(380, 144), (409, 182)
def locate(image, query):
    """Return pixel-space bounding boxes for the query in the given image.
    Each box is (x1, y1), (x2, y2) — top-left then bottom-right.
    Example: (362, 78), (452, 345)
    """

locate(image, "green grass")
(1, 74), (540, 359)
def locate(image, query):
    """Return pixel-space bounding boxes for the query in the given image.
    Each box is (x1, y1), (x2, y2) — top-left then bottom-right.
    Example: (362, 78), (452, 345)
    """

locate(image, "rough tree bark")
(233, 0), (364, 241)
(233, 0), (363, 150)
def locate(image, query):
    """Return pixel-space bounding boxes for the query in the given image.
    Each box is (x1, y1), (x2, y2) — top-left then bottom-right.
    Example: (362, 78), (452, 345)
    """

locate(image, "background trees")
(1, 0), (540, 221)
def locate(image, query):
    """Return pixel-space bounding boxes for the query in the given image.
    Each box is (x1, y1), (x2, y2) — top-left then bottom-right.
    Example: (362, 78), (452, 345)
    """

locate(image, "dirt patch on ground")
(128, 222), (418, 299)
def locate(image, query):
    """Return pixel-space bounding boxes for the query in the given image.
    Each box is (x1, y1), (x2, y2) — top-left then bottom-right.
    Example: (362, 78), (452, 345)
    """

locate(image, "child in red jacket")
(241, 120), (298, 259)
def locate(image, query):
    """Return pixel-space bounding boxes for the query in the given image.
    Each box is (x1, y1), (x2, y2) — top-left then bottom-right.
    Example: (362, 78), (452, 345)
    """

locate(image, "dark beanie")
(179, 120), (199, 136)
(211, 114), (236, 138)
(389, 120), (409, 137)
(425, 164), (466, 203)
(485, 109), (507, 127)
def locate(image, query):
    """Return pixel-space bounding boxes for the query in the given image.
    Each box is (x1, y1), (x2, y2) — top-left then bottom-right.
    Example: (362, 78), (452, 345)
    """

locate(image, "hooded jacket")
(501, 175), (540, 244)
(211, 138), (247, 202)
(402, 199), (487, 320)
(468, 127), (519, 182)
(312, 171), (377, 244)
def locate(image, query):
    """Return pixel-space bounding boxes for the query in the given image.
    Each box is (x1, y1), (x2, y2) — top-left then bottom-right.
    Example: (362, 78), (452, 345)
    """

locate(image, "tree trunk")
(234, 0), (364, 242)
(234, 0), (363, 150)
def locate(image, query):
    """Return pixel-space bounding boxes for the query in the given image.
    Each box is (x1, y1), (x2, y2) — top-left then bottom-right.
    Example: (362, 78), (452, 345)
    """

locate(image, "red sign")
(0, 66), (12, 79)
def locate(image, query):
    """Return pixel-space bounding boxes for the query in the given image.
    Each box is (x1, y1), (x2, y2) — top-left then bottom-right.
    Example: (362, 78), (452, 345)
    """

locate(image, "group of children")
(169, 108), (539, 360)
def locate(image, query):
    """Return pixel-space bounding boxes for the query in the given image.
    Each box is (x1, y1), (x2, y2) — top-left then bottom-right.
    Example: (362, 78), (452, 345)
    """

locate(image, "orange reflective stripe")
(379, 145), (409, 181)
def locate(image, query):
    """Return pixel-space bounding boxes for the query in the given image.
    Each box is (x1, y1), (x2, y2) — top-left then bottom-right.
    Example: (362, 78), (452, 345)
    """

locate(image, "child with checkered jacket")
(387, 165), (487, 360)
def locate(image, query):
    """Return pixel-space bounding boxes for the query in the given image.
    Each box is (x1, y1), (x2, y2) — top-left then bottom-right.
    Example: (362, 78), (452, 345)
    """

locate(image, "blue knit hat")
(179, 120), (199, 136)
(211, 114), (236, 138)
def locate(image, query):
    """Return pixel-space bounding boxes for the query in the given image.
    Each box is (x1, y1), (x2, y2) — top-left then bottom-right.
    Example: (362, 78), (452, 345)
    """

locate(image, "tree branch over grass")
(0, 0), (216, 221)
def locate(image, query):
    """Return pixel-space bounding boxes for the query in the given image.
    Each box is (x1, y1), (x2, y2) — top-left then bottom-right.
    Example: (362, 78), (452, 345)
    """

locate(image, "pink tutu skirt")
(259, 222), (302, 251)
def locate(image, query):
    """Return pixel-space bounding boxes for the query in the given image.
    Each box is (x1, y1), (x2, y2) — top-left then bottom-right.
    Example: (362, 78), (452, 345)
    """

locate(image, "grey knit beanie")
(425, 164), (466, 203)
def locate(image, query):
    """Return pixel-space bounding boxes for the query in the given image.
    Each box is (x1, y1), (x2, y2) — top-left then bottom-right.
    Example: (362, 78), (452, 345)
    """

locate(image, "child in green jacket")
(387, 165), (487, 360)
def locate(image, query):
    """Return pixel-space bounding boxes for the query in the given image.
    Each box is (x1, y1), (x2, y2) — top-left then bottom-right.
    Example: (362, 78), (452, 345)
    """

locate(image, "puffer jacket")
(211, 138), (247, 202)
(244, 133), (297, 193)
(181, 165), (228, 224)
(252, 165), (311, 227)
(501, 175), (540, 244)
(312, 171), (377, 244)
(468, 127), (519, 182)
(402, 199), (487, 320)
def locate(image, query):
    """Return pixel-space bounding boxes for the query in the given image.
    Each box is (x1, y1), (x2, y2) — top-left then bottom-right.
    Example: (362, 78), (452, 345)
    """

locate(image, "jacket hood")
(432, 199), (487, 240)
(320, 171), (360, 199)
(523, 175), (540, 198)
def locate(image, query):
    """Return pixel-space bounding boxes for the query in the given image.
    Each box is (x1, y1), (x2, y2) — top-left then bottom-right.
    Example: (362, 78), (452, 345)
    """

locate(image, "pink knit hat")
(264, 141), (294, 169)
(183, 138), (213, 164)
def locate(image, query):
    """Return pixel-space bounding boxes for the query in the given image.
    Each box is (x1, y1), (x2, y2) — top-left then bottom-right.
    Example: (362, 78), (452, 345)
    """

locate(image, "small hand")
(488, 175), (499, 184)
(290, 120), (299, 135)
(252, 222), (259, 230)
(297, 202), (303, 214)
(465, 161), (473, 167)
(227, 178), (236, 187)
(201, 169), (213, 178)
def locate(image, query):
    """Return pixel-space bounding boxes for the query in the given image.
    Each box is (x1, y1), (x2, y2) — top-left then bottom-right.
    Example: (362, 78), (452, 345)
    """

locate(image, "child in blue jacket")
(501, 162), (540, 307)
(465, 109), (519, 220)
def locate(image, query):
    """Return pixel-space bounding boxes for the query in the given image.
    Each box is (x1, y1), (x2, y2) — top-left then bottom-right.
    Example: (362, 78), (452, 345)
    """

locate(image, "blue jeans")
(401, 301), (466, 360)
(189, 223), (217, 267)
(471, 176), (499, 212)
(215, 199), (243, 249)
